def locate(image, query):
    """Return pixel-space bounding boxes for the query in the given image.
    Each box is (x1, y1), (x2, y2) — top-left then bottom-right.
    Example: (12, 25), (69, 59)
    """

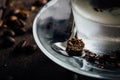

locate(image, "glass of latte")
(71, 0), (120, 54)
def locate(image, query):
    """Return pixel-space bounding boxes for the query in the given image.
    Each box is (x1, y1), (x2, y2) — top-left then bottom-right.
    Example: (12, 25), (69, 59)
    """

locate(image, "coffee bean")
(27, 27), (32, 34)
(32, 0), (48, 7)
(12, 40), (27, 54)
(0, 10), (3, 19)
(5, 14), (26, 29)
(5, 18), (17, 27)
(6, 16), (26, 28)
(15, 28), (26, 35)
(14, 19), (26, 28)
(2, 29), (15, 37)
(2, 36), (15, 47)
(39, 0), (48, 5)
(19, 19), (26, 27)
(16, 40), (27, 48)
(10, 15), (18, 21)
(2, 25), (8, 28)
(0, 19), (3, 27)
(13, 40), (37, 55)
(9, 2), (14, 7)
(22, 44), (38, 55)
(117, 62), (120, 67)
(14, 8), (21, 14)
(27, 44), (37, 51)
(32, 1), (42, 7)
(15, 10), (29, 21)
(31, 6), (36, 11)
(8, 19), (26, 29)
(4, 9), (14, 19)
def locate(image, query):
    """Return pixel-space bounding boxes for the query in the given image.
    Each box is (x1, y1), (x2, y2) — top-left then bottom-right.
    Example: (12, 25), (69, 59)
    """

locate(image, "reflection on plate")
(33, 0), (120, 79)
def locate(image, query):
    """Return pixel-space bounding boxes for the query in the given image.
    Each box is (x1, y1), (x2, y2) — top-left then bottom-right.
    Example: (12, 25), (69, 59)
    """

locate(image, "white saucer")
(33, 0), (120, 79)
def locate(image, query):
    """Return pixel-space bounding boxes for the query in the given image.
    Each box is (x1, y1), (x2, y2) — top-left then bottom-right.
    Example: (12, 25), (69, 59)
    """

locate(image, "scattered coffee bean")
(32, 1), (42, 7)
(31, 6), (36, 11)
(13, 40), (26, 50)
(2, 36), (15, 47)
(14, 28), (26, 35)
(117, 62), (120, 67)
(9, 2), (14, 7)
(0, 19), (3, 27)
(0, 10), (3, 18)
(2, 29), (15, 37)
(95, 55), (106, 64)
(13, 40), (37, 56)
(39, 0), (48, 5)
(5, 18), (26, 35)
(23, 44), (38, 55)
(13, 40), (27, 53)
(3, 9), (15, 19)
(19, 19), (26, 27)
(14, 8), (21, 14)
(16, 40), (28, 49)
(32, 0), (48, 7)
(14, 10), (29, 21)
(98, 65), (104, 69)
(0, 0), (48, 63)
(10, 15), (18, 21)
(27, 27), (32, 34)
(7, 18), (26, 28)
(83, 49), (120, 68)
(83, 50), (97, 63)
(66, 36), (120, 69)
(15, 19), (26, 28)
(5, 17), (17, 27)
(31, 44), (38, 51)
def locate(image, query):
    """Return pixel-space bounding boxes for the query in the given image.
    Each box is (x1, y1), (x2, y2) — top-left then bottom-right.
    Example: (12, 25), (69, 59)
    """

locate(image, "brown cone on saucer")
(66, 33), (85, 56)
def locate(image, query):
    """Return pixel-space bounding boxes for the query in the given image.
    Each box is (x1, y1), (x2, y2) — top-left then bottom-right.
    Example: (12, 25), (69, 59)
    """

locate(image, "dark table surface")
(0, 0), (107, 80)
(0, 0), (73, 80)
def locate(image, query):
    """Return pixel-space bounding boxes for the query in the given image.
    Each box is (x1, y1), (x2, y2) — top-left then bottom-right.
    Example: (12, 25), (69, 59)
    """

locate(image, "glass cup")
(70, 0), (120, 54)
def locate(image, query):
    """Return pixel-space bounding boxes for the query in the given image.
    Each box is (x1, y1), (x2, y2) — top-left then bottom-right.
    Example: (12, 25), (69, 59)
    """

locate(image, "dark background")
(0, 0), (74, 80)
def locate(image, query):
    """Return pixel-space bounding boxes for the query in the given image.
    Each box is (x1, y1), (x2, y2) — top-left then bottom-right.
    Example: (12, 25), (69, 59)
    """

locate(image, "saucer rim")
(33, 0), (119, 79)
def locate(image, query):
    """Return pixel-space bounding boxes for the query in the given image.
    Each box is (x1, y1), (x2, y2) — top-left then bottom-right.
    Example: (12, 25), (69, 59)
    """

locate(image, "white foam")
(71, 0), (120, 25)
